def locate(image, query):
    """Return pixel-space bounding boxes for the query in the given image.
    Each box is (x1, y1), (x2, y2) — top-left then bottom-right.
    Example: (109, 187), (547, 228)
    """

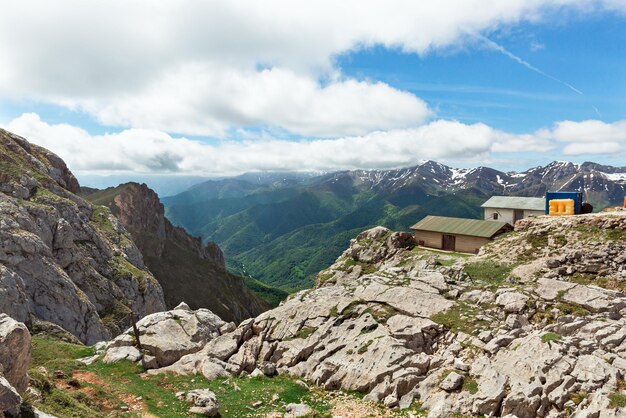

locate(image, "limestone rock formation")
(0, 314), (31, 416)
(105, 303), (230, 368)
(85, 182), (269, 322)
(0, 128), (166, 343)
(152, 212), (626, 417)
(0, 314), (31, 393)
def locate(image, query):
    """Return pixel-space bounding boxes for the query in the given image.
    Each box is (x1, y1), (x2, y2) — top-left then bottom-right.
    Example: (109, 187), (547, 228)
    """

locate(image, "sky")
(1, 0), (625, 183)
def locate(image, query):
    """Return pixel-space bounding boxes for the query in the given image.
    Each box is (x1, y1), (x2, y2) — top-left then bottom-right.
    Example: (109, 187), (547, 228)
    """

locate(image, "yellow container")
(549, 199), (575, 216)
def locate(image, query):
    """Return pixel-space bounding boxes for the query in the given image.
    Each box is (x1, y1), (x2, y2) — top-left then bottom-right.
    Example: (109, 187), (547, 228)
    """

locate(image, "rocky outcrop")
(0, 128), (166, 343)
(177, 389), (220, 416)
(105, 303), (231, 368)
(0, 314), (31, 393)
(0, 315), (31, 416)
(150, 214), (626, 417)
(85, 182), (268, 323)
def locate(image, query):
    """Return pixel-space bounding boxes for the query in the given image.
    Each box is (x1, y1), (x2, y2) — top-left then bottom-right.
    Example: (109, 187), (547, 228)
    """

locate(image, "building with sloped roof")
(481, 196), (545, 225)
(410, 215), (512, 254)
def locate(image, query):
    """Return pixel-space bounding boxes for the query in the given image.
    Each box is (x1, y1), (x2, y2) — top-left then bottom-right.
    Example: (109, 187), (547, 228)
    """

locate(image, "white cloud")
(6, 114), (625, 176)
(0, 0), (622, 137)
(3, 113), (523, 176)
(71, 66), (430, 137)
(550, 119), (626, 143)
(540, 119), (626, 155)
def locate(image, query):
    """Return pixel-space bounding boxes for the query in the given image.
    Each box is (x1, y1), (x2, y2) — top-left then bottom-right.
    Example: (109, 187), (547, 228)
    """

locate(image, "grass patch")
(29, 332), (429, 417)
(570, 391), (588, 405)
(541, 332), (562, 343)
(357, 340), (373, 354)
(436, 258), (457, 267)
(462, 377), (478, 395)
(464, 260), (513, 290)
(431, 301), (489, 334)
(31, 336), (96, 374)
(107, 255), (149, 291)
(555, 302), (589, 317)
(609, 392), (626, 408)
(294, 326), (316, 339)
(570, 272), (626, 293)
(316, 271), (336, 286)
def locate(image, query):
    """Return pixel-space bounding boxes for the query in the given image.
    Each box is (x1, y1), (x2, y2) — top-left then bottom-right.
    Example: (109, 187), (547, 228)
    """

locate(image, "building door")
(513, 209), (524, 222)
(442, 234), (456, 251)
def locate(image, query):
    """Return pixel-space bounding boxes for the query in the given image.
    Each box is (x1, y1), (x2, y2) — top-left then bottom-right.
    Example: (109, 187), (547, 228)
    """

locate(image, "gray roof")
(411, 215), (510, 238)
(481, 196), (545, 211)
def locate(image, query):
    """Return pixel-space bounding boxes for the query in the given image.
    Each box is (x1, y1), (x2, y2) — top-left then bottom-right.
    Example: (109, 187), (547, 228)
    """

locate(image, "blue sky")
(1, 1), (625, 180)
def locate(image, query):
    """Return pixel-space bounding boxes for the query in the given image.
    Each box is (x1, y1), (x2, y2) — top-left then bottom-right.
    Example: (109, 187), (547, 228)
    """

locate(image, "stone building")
(481, 196), (545, 225)
(411, 215), (511, 254)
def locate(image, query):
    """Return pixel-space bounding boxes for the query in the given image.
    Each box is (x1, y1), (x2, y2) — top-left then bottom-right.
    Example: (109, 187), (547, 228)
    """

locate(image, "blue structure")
(545, 191), (583, 214)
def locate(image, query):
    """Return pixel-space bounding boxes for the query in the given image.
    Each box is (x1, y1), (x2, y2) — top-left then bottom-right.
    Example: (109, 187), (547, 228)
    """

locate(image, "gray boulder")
(0, 314), (31, 392)
(105, 304), (226, 368)
(0, 376), (21, 416)
(178, 389), (219, 416)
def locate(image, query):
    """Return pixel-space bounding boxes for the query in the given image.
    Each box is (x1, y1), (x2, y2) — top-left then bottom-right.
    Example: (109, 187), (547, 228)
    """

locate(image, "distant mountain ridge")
(163, 160), (626, 292)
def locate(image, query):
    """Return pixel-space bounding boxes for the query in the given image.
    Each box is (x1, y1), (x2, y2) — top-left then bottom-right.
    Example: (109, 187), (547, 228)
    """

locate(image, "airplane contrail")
(477, 34), (584, 96)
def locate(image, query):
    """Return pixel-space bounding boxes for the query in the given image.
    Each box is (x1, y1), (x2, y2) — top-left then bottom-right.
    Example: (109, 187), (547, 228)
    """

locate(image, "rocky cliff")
(85, 182), (269, 323)
(146, 211), (626, 417)
(0, 128), (166, 344)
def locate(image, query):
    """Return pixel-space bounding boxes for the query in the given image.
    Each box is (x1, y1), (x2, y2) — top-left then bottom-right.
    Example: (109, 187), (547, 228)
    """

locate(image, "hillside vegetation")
(164, 161), (626, 292)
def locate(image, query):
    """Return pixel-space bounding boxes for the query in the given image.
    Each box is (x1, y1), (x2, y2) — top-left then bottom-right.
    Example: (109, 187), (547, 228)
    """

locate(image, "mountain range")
(163, 160), (626, 291)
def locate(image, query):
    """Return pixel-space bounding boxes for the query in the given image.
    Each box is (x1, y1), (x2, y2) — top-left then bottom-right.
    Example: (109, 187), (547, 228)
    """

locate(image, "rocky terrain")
(84, 182), (269, 322)
(0, 128), (166, 343)
(109, 210), (626, 417)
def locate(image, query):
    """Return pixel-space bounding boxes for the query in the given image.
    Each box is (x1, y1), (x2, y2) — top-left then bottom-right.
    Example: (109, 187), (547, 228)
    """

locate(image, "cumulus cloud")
(71, 66), (430, 137)
(4, 113), (525, 176)
(6, 114), (625, 175)
(0, 0), (622, 137)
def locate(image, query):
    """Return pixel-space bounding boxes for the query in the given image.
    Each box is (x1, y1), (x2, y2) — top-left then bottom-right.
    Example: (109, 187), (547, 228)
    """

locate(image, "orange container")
(549, 199), (575, 216)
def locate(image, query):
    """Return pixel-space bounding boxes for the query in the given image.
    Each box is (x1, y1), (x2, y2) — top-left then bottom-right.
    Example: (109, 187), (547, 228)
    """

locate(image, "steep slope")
(85, 183), (272, 322)
(0, 128), (166, 343)
(164, 160), (626, 291)
(155, 210), (626, 417)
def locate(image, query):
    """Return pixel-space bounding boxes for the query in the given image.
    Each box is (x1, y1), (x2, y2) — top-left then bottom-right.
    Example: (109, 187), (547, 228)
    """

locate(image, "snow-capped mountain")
(313, 160), (626, 208)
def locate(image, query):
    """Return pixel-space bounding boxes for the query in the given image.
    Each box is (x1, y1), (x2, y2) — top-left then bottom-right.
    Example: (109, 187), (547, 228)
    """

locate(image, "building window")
(493, 213), (499, 220)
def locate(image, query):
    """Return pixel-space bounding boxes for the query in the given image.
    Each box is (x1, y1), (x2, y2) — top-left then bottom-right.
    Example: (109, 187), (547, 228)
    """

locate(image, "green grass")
(242, 276), (288, 307)
(29, 335), (425, 417)
(431, 301), (490, 334)
(316, 271), (337, 286)
(555, 302), (589, 317)
(31, 336), (96, 373)
(107, 255), (149, 291)
(357, 340), (373, 354)
(570, 272), (626, 293)
(436, 258), (458, 266)
(463, 260), (514, 290)
(294, 326), (316, 339)
(462, 377), (478, 395)
(541, 332), (562, 343)
(30, 335), (334, 417)
(608, 392), (626, 408)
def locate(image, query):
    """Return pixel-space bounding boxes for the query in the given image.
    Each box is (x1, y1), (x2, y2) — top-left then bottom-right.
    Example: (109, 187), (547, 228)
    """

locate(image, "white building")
(481, 196), (545, 225)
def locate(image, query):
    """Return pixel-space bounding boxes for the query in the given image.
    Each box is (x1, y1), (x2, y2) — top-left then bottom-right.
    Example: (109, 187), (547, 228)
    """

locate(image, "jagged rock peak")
(0, 129), (166, 344)
(84, 181), (269, 322)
